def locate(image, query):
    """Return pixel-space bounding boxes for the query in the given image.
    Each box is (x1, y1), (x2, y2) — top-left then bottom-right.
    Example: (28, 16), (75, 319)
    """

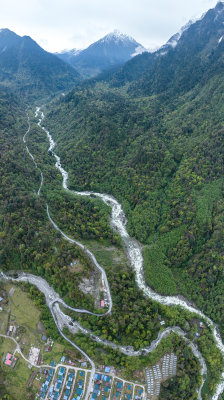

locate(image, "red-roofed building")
(5, 353), (12, 366)
(4, 353), (17, 368)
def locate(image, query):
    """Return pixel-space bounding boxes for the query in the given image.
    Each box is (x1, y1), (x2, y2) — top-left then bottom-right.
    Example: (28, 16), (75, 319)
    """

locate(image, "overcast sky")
(0, 0), (220, 52)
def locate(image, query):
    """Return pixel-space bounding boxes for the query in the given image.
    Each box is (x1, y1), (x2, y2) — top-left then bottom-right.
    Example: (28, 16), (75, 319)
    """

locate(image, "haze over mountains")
(2, 0), (224, 101)
(44, 0), (224, 353)
(0, 28), (80, 101)
(55, 30), (146, 78)
(2, 2), (224, 400)
(1, 0), (224, 101)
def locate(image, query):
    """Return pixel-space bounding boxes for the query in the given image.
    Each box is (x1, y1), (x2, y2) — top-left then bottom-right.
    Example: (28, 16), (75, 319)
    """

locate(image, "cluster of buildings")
(39, 367), (54, 399)
(146, 353), (178, 398)
(92, 371), (112, 400)
(113, 380), (123, 399)
(134, 387), (143, 400)
(4, 352), (17, 368)
(28, 346), (41, 365)
(123, 385), (132, 400)
(47, 366), (66, 400)
(72, 370), (85, 400)
(62, 371), (75, 400)
(7, 325), (16, 337)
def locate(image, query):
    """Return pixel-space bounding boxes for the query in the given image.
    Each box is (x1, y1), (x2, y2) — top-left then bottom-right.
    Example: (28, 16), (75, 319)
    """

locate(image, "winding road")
(2, 107), (224, 400)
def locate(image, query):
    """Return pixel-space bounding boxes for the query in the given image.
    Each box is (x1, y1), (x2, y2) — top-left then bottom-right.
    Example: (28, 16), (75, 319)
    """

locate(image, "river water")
(2, 107), (223, 400)
(35, 107), (224, 400)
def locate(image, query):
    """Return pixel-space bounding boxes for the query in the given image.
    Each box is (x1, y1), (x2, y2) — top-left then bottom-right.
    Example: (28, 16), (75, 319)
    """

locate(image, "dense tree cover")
(0, 90), (222, 399)
(66, 329), (202, 397)
(44, 72), (224, 337)
(160, 347), (201, 400)
(49, 191), (121, 245)
(0, 88), (100, 310)
(1, 6), (224, 397)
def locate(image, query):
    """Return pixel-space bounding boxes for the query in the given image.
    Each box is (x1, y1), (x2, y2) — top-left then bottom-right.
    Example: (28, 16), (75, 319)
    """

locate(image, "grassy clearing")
(42, 342), (65, 364)
(0, 336), (16, 356)
(8, 285), (41, 332)
(82, 239), (129, 271)
(0, 336), (38, 400)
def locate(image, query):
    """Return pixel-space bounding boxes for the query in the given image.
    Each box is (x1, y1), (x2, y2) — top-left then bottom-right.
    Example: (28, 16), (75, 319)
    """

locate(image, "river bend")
(2, 108), (223, 400)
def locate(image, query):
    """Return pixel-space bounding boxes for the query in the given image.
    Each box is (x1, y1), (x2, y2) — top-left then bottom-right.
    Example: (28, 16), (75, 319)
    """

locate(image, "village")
(1, 319), (180, 400)
(0, 280), (208, 400)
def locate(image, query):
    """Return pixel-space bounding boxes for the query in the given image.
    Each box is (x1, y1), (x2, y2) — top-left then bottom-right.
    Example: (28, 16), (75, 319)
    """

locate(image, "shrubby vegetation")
(44, 74), (224, 336)
(2, 10), (224, 397)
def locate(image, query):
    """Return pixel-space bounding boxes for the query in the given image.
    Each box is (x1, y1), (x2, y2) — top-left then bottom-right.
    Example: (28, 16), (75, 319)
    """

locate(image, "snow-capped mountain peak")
(163, 19), (195, 50)
(55, 30), (145, 78)
(100, 29), (138, 45)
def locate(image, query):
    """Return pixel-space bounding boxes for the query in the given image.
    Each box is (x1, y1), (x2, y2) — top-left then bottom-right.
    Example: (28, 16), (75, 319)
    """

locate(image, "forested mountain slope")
(108, 1), (224, 93)
(0, 29), (80, 101)
(44, 2), (224, 336)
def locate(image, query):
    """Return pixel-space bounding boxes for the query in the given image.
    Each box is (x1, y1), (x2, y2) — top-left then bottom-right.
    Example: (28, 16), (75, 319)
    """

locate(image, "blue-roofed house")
(128, 385), (131, 390)
(61, 356), (66, 363)
(105, 386), (109, 392)
(139, 389), (143, 394)
(116, 392), (119, 398)
(81, 362), (87, 367)
(92, 394), (97, 400)
(106, 376), (111, 382)
(117, 382), (123, 389)
(67, 381), (72, 389)
(80, 371), (85, 377)
(105, 367), (110, 373)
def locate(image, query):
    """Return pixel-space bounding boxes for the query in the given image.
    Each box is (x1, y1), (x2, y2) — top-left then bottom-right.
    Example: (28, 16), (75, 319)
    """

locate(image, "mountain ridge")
(0, 28), (81, 101)
(55, 30), (145, 78)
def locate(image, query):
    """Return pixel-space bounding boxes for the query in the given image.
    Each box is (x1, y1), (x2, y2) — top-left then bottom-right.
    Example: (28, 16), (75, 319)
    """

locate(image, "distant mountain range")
(0, 28), (80, 101)
(1, 1), (224, 100)
(42, 5), (224, 368)
(55, 30), (145, 78)
(107, 1), (224, 94)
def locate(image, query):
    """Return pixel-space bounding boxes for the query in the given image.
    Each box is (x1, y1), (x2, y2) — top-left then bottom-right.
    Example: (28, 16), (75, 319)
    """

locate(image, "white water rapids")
(2, 107), (224, 399)
(35, 108), (224, 399)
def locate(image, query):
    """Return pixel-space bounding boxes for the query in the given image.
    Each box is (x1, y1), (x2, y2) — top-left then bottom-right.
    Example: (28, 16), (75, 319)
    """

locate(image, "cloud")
(0, 0), (219, 51)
